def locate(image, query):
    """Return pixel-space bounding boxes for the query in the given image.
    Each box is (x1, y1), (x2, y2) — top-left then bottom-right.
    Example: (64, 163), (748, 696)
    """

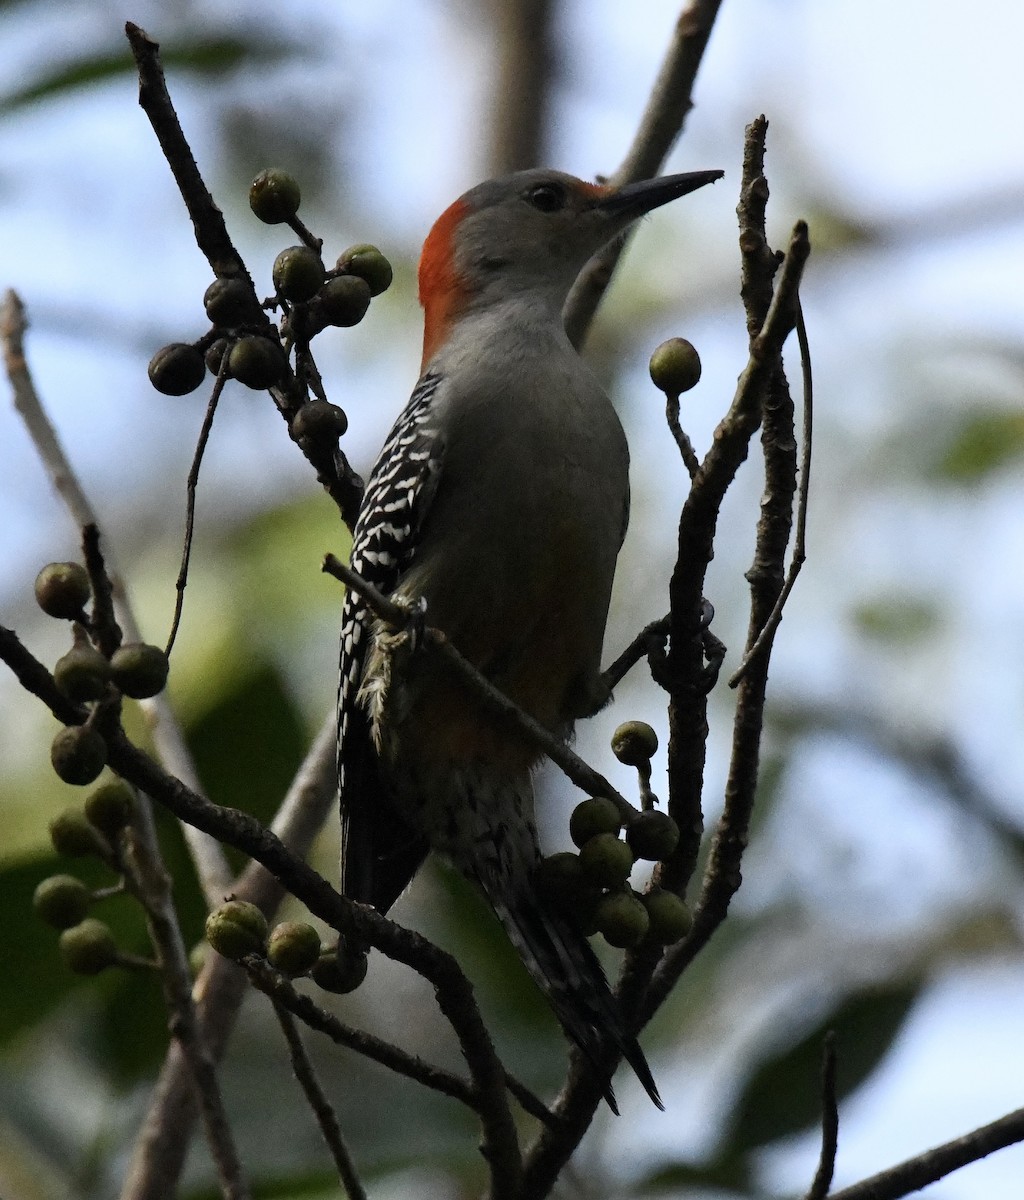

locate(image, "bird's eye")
(524, 183), (567, 213)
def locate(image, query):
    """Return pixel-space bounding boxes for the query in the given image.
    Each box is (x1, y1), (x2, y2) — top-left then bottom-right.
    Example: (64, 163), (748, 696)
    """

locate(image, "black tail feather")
(482, 870), (661, 1110)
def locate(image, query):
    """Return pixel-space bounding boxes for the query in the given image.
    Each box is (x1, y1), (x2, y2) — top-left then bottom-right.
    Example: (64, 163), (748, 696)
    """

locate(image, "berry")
(336, 244), (393, 297)
(53, 645), (110, 703)
(205, 900), (269, 961)
(595, 890), (650, 949)
(49, 806), (106, 857)
(34, 562), (90, 619)
(204, 277), (262, 327)
(109, 642), (169, 699)
(290, 400), (348, 441)
(578, 832), (634, 888)
(51, 726), (107, 786)
(59, 918), (118, 975)
(148, 343), (206, 396)
(318, 275), (371, 327)
(227, 336), (287, 389)
(267, 921), (322, 977)
(33, 874), (92, 929)
(611, 721), (659, 766)
(311, 944), (367, 994)
(642, 888), (692, 945)
(626, 810), (680, 862)
(249, 168), (301, 224)
(84, 780), (136, 834)
(272, 246), (325, 304)
(649, 337), (702, 395)
(569, 796), (622, 848)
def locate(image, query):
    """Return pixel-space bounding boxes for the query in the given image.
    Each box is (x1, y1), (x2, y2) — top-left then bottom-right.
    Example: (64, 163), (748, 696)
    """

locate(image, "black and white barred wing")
(338, 371), (444, 910)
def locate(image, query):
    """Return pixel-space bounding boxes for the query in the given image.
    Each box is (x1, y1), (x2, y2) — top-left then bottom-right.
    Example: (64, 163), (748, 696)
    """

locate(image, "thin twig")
(600, 615), (670, 693)
(728, 295), (813, 685)
(271, 1000), (367, 1200)
(167, 367), (227, 656)
(666, 393), (702, 478)
(826, 1105), (1024, 1200)
(123, 801), (250, 1200)
(322, 553), (641, 823)
(244, 955), (477, 1107)
(805, 1032), (839, 1200)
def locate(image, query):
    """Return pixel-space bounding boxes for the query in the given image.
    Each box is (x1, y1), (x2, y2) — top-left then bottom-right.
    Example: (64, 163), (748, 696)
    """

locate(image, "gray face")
(452, 169), (624, 304)
(450, 167), (721, 308)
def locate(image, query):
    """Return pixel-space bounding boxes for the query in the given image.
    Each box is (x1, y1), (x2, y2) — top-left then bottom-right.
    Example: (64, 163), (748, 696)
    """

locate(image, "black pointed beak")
(596, 169), (724, 221)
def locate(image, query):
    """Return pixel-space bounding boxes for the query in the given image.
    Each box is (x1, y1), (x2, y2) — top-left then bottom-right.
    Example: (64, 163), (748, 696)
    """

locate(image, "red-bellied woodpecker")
(338, 166), (721, 1107)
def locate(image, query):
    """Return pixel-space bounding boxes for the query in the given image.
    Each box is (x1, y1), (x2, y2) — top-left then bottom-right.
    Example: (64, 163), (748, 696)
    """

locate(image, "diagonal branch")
(563, 0), (724, 347)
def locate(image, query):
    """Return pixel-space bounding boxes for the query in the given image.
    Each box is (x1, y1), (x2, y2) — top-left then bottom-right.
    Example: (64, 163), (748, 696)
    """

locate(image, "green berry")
(611, 721), (659, 766)
(59, 918), (118, 974)
(595, 890), (650, 949)
(227, 335), (287, 389)
(311, 944), (367, 994)
(336, 244), (393, 297)
(84, 780), (136, 834)
(148, 343), (206, 396)
(290, 400), (348, 441)
(649, 337), (702, 395)
(569, 796), (622, 848)
(49, 806), (106, 857)
(642, 888), (692, 945)
(51, 726), (107, 786)
(34, 562), (90, 619)
(204, 277), (262, 327)
(53, 645), (110, 703)
(272, 246), (325, 304)
(267, 921), (322, 977)
(249, 168), (301, 224)
(205, 900), (269, 961)
(109, 642), (169, 699)
(578, 832), (635, 888)
(318, 275), (371, 327)
(625, 810), (680, 862)
(33, 874), (92, 929)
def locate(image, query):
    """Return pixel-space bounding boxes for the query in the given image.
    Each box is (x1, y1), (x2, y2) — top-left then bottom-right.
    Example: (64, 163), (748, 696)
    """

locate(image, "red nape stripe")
(418, 197), (470, 370)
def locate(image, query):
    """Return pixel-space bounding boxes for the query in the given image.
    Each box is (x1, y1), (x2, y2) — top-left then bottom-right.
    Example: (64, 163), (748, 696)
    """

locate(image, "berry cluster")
(34, 780), (139, 975)
(35, 561), (169, 787)
(205, 900), (366, 995)
(146, 168), (393, 401)
(536, 722), (691, 950)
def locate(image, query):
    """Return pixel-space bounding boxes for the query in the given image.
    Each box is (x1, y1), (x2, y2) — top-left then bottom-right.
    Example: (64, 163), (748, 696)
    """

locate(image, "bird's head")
(417, 167), (722, 366)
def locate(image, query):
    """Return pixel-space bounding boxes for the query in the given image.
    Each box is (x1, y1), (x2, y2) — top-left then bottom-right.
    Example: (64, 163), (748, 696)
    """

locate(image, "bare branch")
(828, 1105), (1024, 1200)
(563, 0), (725, 346)
(123, 801), (249, 1200)
(729, 295), (813, 685)
(805, 1032), (839, 1200)
(270, 1000), (367, 1200)
(243, 954), (477, 1108)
